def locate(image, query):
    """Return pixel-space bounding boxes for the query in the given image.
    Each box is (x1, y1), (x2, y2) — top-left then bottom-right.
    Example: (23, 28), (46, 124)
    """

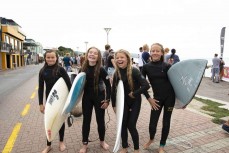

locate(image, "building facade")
(0, 17), (26, 70)
(23, 39), (44, 65)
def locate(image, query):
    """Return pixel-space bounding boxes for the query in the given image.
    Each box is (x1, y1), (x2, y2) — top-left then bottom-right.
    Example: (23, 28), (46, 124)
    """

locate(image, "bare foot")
(158, 147), (165, 153)
(59, 142), (66, 151)
(100, 141), (109, 150)
(41, 146), (52, 153)
(143, 139), (153, 149)
(134, 150), (139, 153)
(120, 148), (128, 153)
(79, 145), (87, 153)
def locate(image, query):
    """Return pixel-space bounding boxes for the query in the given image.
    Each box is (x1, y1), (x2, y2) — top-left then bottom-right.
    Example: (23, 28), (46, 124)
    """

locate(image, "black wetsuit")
(142, 60), (175, 146)
(111, 67), (149, 150)
(81, 66), (111, 144)
(38, 65), (72, 146)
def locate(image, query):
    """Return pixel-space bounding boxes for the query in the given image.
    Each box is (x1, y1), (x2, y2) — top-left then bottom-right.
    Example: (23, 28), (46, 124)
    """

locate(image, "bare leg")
(143, 139), (153, 149)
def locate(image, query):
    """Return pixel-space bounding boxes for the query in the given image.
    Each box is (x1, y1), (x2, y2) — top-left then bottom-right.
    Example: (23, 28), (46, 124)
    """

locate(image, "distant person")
(219, 57), (225, 81)
(211, 53), (221, 83)
(107, 50), (115, 85)
(164, 47), (170, 62)
(62, 53), (72, 72)
(165, 48), (180, 65)
(142, 43), (176, 153)
(141, 44), (150, 64)
(79, 47), (111, 153)
(102, 44), (111, 71)
(38, 50), (72, 153)
(111, 49), (149, 153)
(80, 53), (86, 66)
(137, 47), (144, 71)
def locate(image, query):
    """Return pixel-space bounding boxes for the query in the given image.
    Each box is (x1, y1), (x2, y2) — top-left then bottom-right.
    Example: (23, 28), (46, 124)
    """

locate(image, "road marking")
(30, 92), (36, 99)
(35, 86), (38, 90)
(2, 123), (22, 153)
(21, 104), (30, 116)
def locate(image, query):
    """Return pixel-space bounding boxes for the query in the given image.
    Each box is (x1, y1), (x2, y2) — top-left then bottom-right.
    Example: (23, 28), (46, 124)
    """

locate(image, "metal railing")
(0, 41), (12, 53)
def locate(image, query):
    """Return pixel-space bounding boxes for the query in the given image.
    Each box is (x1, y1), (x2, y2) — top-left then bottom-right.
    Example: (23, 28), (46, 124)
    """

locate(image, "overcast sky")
(1, 0), (229, 59)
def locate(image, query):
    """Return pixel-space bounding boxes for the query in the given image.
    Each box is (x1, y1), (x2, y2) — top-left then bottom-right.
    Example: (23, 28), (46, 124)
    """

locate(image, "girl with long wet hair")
(111, 49), (149, 153)
(79, 47), (111, 153)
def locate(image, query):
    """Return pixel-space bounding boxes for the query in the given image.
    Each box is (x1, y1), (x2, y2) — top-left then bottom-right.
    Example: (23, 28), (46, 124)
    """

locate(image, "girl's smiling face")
(45, 52), (57, 66)
(87, 48), (99, 65)
(115, 52), (128, 69)
(150, 44), (163, 62)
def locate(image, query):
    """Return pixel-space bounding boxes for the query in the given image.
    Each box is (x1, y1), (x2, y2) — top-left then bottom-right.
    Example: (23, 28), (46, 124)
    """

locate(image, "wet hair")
(151, 43), (165, 62)
(114, 49), (134, 91)
(81, 47), (102, 95)
(40, 50), (60, 77)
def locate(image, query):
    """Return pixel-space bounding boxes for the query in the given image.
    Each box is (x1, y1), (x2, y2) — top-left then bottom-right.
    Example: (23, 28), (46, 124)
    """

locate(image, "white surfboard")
(62, 72), (86, 115)
(167, 59), (208, 109)
(113, 80), (124, 153)
(44, 77), (69, 142)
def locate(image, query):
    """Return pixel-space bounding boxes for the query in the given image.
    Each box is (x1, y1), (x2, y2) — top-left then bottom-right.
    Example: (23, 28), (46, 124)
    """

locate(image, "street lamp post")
(104, 28), (111, 44)
(84, 41), (88, 52)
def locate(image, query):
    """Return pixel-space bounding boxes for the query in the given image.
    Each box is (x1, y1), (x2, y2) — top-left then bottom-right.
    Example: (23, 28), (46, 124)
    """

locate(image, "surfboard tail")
(47, 129), (52, 142)
(113, 139), (121, 153)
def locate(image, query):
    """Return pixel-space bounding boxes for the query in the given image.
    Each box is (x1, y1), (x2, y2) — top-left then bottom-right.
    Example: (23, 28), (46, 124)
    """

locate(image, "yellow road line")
(21, 104), (30, 116)
(2, 123), (22, 153)
(30, 92), (36, 99)
(35, 86), (38, 90)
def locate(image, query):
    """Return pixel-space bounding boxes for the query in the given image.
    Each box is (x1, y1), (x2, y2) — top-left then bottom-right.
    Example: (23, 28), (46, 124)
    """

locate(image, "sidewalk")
(0, 68), (229, 153)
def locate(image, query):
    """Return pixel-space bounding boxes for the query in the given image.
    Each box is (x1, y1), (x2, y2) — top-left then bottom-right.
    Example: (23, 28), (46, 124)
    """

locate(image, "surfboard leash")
(88, 107), (111, 143)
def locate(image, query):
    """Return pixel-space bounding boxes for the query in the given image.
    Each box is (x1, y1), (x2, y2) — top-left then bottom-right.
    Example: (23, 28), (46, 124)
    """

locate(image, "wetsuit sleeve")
(132, 67), (150, 97)
(38, 70), (44, 105)
(101, 67), (111, 101)
(111, 74), (117, 107)
(59, 67), (72, 91)
(141, 65), (151, 99)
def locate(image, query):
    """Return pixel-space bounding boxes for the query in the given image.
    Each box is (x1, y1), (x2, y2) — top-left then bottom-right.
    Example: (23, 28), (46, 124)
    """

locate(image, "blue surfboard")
(62, 72), (86, 115)
(167, 59), (208, 109)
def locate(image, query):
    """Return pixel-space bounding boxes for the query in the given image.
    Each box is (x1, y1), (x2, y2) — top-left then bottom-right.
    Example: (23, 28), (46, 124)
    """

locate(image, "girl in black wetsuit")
(79, 47), (111, 153)
(142, 43), (175, 153)
(111, 49), (150, 153)
(38, 50), (72, 153)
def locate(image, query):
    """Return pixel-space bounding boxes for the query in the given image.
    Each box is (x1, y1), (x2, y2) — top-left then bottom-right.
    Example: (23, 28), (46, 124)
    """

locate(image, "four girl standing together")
(38, 43), (176, 153)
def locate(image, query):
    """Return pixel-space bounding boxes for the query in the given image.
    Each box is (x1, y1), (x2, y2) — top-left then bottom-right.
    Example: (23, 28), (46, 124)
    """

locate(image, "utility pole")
(84, 41), (88, 52)
(104, 28), (111, 44)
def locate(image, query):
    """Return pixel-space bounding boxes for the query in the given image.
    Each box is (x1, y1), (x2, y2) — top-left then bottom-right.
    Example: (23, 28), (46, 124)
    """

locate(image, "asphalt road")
(196, 77), (229, 102)
(0, 64), (42, 99)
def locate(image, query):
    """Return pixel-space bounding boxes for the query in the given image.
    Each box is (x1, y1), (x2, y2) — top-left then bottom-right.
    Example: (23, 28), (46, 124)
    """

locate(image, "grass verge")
(194, 97), (229, 124)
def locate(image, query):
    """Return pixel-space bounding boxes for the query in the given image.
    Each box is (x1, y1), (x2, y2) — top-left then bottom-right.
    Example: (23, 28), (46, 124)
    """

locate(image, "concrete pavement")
(0, 66), (229, 153)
